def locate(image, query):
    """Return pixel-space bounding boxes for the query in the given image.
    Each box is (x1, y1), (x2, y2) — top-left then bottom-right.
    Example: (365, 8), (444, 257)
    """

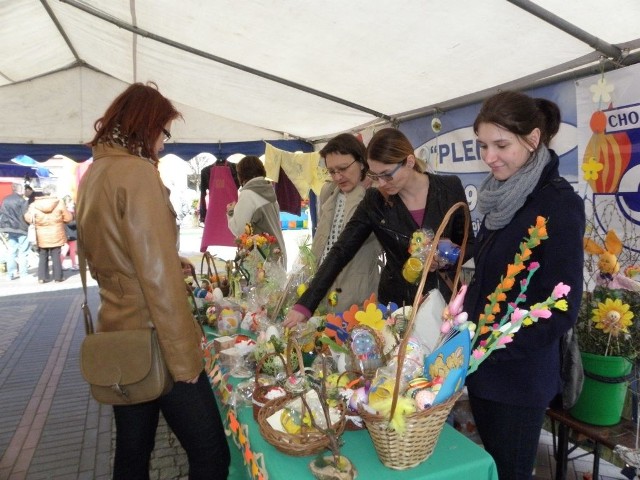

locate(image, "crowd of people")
(0, 182), (77, 282)
(0, 82), (585, 480)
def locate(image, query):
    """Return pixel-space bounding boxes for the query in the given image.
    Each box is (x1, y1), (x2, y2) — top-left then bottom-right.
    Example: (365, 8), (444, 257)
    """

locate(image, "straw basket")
(252, 351), (286, 421)
(359, 202), (471, 470)
(257, 340), (347, 456)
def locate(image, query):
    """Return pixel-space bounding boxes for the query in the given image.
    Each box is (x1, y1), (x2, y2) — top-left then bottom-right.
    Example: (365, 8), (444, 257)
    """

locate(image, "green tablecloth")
(206, 329), (498, 480)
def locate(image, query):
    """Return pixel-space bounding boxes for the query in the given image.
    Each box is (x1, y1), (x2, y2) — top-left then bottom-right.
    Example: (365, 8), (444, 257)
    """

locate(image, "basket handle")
(200, 252), (222, 284)
(285, 337), (305, 377)
(254, 351), (286, 384)
(388, 201), (471, 422)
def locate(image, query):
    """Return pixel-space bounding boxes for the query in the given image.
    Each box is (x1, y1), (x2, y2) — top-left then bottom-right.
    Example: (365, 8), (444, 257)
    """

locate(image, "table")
(546, 407), (637, 480)
(205, 330), (499, 480)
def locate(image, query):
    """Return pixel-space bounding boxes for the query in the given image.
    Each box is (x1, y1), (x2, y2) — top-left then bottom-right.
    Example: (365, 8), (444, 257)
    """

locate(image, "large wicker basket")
(359, 202), (471, 470)
(256, 339), (347, 456)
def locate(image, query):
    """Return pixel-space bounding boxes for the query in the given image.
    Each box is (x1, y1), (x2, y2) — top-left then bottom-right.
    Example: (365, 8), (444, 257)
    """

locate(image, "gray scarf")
(478, 145), (551, 230)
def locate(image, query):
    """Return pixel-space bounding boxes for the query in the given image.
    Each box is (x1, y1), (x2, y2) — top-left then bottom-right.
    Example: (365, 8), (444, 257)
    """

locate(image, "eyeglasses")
(327, 159), (357, 177)
(162, 128), (171, 142)
(366, 159), (406, 182)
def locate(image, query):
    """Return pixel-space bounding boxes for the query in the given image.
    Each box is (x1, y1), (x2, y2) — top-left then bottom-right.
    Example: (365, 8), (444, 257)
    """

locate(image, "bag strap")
(78, 245), (95, 335)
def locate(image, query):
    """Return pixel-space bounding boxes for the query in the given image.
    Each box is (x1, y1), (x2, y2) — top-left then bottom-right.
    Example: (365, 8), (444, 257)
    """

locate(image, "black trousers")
(113, 371), (230, 480)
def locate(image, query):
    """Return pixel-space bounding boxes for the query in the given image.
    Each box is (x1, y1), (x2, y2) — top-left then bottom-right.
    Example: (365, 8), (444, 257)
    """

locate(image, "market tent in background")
(0, 0), (639, 154)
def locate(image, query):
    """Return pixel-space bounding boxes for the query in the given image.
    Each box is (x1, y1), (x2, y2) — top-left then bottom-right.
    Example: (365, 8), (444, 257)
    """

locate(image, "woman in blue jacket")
(464, 91), (585, 480)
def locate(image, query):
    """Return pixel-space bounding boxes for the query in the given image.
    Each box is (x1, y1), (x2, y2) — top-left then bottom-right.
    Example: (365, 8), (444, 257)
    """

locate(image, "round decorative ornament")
(431, 117), (442, 133)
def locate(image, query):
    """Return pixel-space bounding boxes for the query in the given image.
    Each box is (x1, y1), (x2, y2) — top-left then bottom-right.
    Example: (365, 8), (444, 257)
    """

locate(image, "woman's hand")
(179, 256), (195, 277)
(282, 309), (307, 328)
(226, 201), (236, 216)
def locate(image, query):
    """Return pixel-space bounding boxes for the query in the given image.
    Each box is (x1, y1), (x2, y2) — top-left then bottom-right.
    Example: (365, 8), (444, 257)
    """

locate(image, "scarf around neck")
(477, 145), (551, 230)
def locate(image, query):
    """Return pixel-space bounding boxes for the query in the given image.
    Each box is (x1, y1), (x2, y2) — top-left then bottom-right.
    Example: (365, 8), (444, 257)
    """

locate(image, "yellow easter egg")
(296, 283), (308, 297)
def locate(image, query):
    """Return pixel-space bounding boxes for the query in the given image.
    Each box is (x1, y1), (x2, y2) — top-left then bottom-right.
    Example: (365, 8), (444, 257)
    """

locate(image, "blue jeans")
(6, 233), (30, 278)
(469, 395), (546, 480)
(113, 371), (230, 480)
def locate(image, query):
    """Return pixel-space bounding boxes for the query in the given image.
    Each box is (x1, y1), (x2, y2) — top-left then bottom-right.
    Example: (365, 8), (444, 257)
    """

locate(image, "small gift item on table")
(219, 338), (256, 378)
(348, 326), (384, 379)
(213, 335), (236, 353)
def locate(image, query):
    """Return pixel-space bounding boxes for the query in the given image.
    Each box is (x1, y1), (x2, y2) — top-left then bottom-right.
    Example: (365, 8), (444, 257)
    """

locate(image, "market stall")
(204, 326), (498, 480)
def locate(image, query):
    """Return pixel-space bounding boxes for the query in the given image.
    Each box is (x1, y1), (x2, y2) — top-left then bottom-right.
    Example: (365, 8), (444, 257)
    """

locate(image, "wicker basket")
(257, 393), (346, 456)
(200, 251), (230, 297)
(257, 339), (347, 456)
(359, 202), (471, 470)
(360, 390), (462, 469)
(252, 351), (286, 421)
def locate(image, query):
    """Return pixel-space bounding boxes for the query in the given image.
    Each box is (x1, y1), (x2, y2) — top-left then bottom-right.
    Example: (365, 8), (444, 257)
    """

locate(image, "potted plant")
(572, 286), (640, 426)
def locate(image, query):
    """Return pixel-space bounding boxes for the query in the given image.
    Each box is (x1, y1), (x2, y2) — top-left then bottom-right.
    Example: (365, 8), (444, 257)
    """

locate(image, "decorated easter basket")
(257, 340), (347, 456)
(358, 201), (470, 470)
(252, 351), (287, 421)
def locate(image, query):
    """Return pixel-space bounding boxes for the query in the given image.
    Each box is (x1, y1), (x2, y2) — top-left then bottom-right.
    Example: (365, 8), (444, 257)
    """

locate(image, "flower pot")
(569, 352), (632, 426)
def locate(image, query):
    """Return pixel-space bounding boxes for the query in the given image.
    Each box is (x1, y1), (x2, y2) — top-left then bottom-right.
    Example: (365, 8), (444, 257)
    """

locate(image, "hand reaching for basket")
(283, 309), (308, 328)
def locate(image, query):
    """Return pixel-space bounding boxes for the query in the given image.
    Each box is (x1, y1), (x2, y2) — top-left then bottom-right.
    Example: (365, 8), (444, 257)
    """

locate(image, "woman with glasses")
(310, 133), (382, 312)
(284, 127), (473, 328)
(76, 82), (230, 480)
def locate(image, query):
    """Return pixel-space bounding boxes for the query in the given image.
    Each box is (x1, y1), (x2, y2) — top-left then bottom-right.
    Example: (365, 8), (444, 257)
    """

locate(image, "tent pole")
(507, 0), (623, 60)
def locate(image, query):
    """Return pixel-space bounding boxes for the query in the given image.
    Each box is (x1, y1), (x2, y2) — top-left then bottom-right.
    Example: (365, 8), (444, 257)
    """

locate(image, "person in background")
(0, 183), (30, 280)
(25, 184), (72, 283)
(226, 155), (287, 267)
(311, 133), (381, 312)
(284, 127), (474, 328)
(60, 195), (78, 270)
(24, 185), (37, 204)
(463, 91), (585, 480)
(76, 82), (230, 480)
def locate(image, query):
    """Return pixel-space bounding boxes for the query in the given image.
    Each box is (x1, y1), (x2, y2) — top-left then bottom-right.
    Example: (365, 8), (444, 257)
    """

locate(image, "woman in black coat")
(284, 128), (474, 327)
(464, 91), (585, 480)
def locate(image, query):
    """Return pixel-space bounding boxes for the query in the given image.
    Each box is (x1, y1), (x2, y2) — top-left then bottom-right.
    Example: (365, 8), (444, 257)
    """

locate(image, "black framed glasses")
(327, 159), (357, 177)
(162, 128), (171, 142)
(366, 159), (406, 182)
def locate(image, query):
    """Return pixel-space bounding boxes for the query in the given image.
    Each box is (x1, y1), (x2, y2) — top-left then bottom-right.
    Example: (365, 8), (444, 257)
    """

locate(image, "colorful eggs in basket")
(414, 389), (437, 410)
(280, 407), (313, 435)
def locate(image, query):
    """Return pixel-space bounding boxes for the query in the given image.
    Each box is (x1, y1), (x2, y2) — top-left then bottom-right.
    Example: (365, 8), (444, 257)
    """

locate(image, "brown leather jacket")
(76, 144), (203, 382)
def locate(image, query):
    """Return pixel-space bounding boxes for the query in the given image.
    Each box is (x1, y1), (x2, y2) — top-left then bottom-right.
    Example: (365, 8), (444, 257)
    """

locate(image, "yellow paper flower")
(592, 298), (634, 337)
(554, 299), (569, 311)
(581, 156), (603, 181)
(355, 302), (385, 331)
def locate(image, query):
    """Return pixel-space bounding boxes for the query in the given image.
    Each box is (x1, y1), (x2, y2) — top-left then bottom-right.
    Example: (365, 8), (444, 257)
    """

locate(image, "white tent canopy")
(2, 0), (639, 145)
